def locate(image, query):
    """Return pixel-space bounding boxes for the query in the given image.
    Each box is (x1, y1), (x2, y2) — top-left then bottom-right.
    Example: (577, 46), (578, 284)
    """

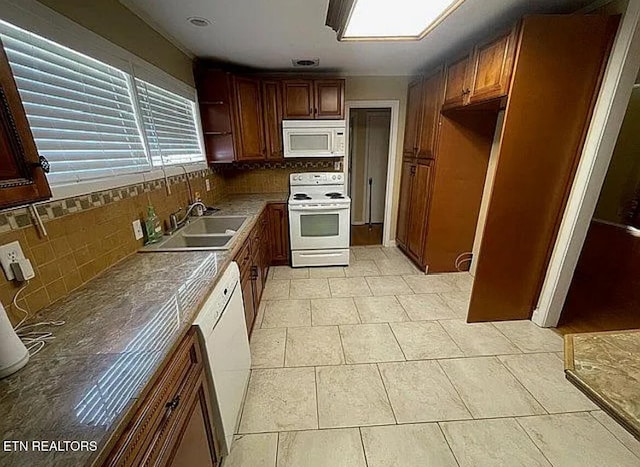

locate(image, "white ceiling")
(122, 0), (593, 76)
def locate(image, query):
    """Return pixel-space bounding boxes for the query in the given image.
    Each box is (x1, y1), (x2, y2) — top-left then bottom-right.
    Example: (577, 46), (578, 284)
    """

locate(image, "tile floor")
(226, 246), (640, 467)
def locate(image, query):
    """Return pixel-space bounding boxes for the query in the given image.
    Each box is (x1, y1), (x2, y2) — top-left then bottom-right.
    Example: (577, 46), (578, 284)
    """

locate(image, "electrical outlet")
(205, 179), (211, 192)
(132, 219), (144, 241)
(0, 241), (27, 281)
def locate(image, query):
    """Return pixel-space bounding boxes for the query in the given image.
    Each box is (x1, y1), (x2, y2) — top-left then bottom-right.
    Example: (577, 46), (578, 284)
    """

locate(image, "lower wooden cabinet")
(268, 203), (290, 266)
(103, 329), (219, 467)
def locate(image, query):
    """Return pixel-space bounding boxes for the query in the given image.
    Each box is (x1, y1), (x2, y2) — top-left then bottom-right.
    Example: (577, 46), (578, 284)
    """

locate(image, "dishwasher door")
(196, 264), (251, 456)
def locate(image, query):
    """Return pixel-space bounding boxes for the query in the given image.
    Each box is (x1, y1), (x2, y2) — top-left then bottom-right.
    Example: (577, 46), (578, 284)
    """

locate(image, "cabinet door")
(241, 272), (256, 335)
(402, 78), (423, 158)
(282, 80), (314, 119)
(167, 376), (218, 467)
(396, 161), (414, 248)
(233, 76), (266, 160)
(406, 162), (432, 260)
(196, 69), (236, 163)
(262, 80), (283, 160)
(0, 39), (51, 209)
(467, 26), (518, 105)
(417, 69), (443, 159)
(269, 203), (290, 265)
(443, 54), (471, 110)
(314, 79), (345, 119)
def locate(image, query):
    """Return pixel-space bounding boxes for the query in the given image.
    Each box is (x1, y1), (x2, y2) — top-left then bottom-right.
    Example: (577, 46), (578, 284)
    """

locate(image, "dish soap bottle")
(145, 205), (163, 244)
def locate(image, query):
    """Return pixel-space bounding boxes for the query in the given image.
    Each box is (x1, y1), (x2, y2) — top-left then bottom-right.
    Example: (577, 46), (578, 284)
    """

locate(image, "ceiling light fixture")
(187, 17), (212, 27)
(326, 0), (465, 41)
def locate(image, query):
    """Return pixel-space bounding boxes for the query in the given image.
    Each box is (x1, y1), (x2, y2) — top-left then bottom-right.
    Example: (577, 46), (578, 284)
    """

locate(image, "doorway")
(348, 108), (391, 246)
(557, 84), (640, 334)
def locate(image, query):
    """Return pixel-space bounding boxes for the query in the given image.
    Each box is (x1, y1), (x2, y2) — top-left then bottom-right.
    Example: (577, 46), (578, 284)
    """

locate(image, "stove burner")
(326, 192), (345, 199)
(293, 193), (312, 200)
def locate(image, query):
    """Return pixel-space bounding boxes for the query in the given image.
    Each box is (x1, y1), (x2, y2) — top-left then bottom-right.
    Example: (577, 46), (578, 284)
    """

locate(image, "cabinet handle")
(165, 395), (180, 412)
(32, 155), (51, 174)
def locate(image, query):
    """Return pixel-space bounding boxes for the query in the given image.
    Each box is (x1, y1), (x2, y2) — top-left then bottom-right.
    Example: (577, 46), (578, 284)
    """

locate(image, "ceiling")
(122, 0), (594, 76)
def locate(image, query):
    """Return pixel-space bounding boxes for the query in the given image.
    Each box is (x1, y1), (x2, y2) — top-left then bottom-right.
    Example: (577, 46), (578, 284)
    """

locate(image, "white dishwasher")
(193, 261), (251, 456)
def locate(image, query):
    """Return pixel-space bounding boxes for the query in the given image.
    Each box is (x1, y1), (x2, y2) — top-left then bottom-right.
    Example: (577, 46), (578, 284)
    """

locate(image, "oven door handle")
(289, 205), (350, 212)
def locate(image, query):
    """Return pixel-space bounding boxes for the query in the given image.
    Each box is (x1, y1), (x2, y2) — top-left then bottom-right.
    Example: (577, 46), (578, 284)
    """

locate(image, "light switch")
(132, 219), (144, 240)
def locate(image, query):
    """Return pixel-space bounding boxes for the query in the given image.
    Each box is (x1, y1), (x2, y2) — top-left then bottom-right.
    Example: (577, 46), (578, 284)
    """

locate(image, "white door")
(364, 111), (391, 224)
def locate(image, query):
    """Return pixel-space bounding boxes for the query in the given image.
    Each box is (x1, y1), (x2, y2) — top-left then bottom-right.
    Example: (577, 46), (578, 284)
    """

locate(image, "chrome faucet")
(169, 202), (207, 233)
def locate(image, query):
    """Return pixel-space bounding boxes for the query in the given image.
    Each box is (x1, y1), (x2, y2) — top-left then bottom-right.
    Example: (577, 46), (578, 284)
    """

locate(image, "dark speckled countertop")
(0, 193), (287, 467)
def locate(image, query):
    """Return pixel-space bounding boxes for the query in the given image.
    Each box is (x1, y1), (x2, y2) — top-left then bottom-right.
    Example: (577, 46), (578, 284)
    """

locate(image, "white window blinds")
(0, 21), (150, 184)
(135, 78), (203, 166)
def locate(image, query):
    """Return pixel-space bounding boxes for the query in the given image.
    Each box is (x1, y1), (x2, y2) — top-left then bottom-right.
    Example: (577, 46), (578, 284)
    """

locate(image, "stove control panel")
(291, 172), (344, 185)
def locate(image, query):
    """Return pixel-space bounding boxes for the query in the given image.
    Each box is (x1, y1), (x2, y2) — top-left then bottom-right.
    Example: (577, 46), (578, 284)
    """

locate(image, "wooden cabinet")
(417, 69), (444, 159)
(467, 26), (518, 105)
(282, 79), (345, 120)
(0, 38), (51, 209)
(104, 329), (219, 467)
(402, 78), (423, 158)
(268, 203), (290, 266)
(233, 76), (266, 161)
(443, 54), (471, 109)
(396, 161), (432, 267)
(262, 80), (283, 160)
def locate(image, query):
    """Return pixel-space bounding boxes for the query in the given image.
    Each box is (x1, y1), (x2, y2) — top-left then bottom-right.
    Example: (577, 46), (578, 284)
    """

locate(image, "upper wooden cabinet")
(443, 27), (519, 110)
(233, 76), (266, 161)
(196, 69), (236, 163)
(417, 69), (444, 159)
(402, 77), (423, 158)
(262, 80), (283, 160)
(282, 79), (345, 120)
(0, 38), (51, 209)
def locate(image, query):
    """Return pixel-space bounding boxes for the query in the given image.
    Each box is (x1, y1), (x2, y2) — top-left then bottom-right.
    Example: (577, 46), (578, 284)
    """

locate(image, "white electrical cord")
(11, 281), (65, 357)
(455, 252), (473, 272)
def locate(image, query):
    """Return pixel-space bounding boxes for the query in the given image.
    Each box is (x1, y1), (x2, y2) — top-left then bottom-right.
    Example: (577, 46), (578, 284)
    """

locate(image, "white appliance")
(283, 120), (346, 158)
(0, 301), (29, 379)
(289, 172), (351, 267)
(193, 262), (251, 455)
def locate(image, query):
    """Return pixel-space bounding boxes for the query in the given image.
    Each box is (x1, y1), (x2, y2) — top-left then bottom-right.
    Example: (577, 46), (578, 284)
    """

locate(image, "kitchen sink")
(140, 215), (248, 252)
(181, 216), (248, 235)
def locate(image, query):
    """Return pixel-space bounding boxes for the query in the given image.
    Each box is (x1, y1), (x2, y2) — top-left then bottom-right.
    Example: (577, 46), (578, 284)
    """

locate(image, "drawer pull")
(165, 395), (181, 412)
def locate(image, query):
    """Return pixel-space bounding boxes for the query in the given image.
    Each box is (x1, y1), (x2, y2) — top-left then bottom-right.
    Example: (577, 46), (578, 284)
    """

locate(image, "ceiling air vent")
(292, 58), (320, 68)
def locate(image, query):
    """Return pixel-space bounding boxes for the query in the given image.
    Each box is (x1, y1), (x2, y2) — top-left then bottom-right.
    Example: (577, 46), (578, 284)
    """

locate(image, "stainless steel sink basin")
(181, 216), (248, 235)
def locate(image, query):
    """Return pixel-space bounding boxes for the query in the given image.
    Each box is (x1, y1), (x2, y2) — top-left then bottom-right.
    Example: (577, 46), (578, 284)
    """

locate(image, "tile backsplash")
(0, 170), (224, 324)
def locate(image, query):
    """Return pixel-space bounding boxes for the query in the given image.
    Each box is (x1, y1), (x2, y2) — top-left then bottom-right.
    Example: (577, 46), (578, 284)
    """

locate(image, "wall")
(345, 76), (410, 240)
(0, 170), (225, 325)
(36, 0), (194, 86)
(593, 87), (640, 223)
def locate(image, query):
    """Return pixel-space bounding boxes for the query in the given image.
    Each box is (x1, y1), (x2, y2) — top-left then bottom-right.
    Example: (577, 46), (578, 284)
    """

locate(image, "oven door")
(283, 128), (334, 158)
(289, 204), (350, 250)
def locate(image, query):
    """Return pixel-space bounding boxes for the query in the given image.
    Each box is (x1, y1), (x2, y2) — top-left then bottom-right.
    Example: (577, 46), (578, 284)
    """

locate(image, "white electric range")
(288, 172), (351, 267)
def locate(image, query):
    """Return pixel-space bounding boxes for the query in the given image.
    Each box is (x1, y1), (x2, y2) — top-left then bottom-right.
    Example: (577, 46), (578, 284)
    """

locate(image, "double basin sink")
(140, 215), (249, 252)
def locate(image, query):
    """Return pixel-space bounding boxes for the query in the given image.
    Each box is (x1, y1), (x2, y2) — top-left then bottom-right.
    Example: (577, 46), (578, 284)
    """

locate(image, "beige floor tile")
(390, 321), (464, 360)
(441, 418), (551, 467)
(439, 357), (545, 418)
(379, 361), (472, 423)
(262, 280), (290, 300)
(310, 297), (360, 325)
(316, 364), (395, 428)
(365, 275), (413, 296)
(285, 326), (344, 367)
(448, 272), (474, 292)
(289, 278), (331, 299)
(254, 300), (267, 329)
(329, 277), (372, 297)
(361, 423), (458, 467)
(238, 368), (317, 433)
(403, 274), (458, 294)
(272, 266), (310, 280)
(591, 411), (640, 459)
(439, 290), (470, 318)
(499, 353), (596, 413)
(491, 320), (564, 353)
(344, 260), (381, 277)
(277, 428), (366, 467)
(340, 323), (405, 364)
(225, 433), (278, 467)
(397, 294), (458, 321)
(309, 266), (346, 278)
(381, 247), (406, 260)
(352, 247), (388, 261)
(374, 258), (422, 276)
(517, 412), (640, 467)
(439, 319), (520, 356)
(262, 300), (311, 328)
(354, 296), (410, 323)
(250, 328), (286, 369)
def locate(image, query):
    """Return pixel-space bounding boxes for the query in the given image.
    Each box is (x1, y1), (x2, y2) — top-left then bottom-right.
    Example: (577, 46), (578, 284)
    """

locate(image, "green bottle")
(145, 205), (163, 244)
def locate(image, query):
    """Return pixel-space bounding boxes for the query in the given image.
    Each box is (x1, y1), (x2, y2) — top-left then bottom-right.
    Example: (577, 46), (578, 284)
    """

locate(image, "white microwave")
(282, 120), (345, 158)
